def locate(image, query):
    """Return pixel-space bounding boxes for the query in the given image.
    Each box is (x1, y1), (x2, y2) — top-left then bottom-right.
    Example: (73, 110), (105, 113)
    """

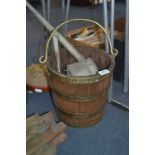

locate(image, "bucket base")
(56, 108), (103, 128)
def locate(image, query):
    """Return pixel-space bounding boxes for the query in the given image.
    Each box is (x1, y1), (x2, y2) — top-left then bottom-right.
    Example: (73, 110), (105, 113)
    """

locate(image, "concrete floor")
(26, 1), (128, 155)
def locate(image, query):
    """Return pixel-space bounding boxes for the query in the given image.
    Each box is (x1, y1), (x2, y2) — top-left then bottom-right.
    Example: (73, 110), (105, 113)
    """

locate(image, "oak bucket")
(40, 19), (118, 127)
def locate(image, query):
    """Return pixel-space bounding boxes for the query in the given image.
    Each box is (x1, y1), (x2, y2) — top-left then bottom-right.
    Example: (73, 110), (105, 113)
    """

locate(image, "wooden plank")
(43, 122), (67, 143)
(40, 112), (57, 130)
(27, 112), (67, 154)
(26, 114), (39, 125)
(27, 114), (50, 133)
(27, 134), (56, 155)
(51, 132), (67, 146)
(27, 134), (46, 155)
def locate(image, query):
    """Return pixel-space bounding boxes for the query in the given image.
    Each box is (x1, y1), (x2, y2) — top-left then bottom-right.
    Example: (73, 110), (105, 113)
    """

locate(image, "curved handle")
(39, 18), (118, 63)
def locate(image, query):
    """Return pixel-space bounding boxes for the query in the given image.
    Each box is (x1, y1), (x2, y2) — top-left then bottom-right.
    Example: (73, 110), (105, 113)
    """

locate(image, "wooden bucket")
(39, 19), (118, 127)
(46, 46), (115, 127)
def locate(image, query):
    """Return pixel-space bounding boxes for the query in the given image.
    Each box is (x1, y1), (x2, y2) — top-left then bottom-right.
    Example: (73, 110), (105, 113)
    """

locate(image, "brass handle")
(39, 18), (118, 63)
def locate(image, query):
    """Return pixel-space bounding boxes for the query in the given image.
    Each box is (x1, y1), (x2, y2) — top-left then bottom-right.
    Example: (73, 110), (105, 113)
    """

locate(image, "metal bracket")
(109, 100), (129, 111)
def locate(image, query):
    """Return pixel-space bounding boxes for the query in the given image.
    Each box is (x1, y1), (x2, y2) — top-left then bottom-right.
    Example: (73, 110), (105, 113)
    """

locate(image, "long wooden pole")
(26, 1), (85, 62)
